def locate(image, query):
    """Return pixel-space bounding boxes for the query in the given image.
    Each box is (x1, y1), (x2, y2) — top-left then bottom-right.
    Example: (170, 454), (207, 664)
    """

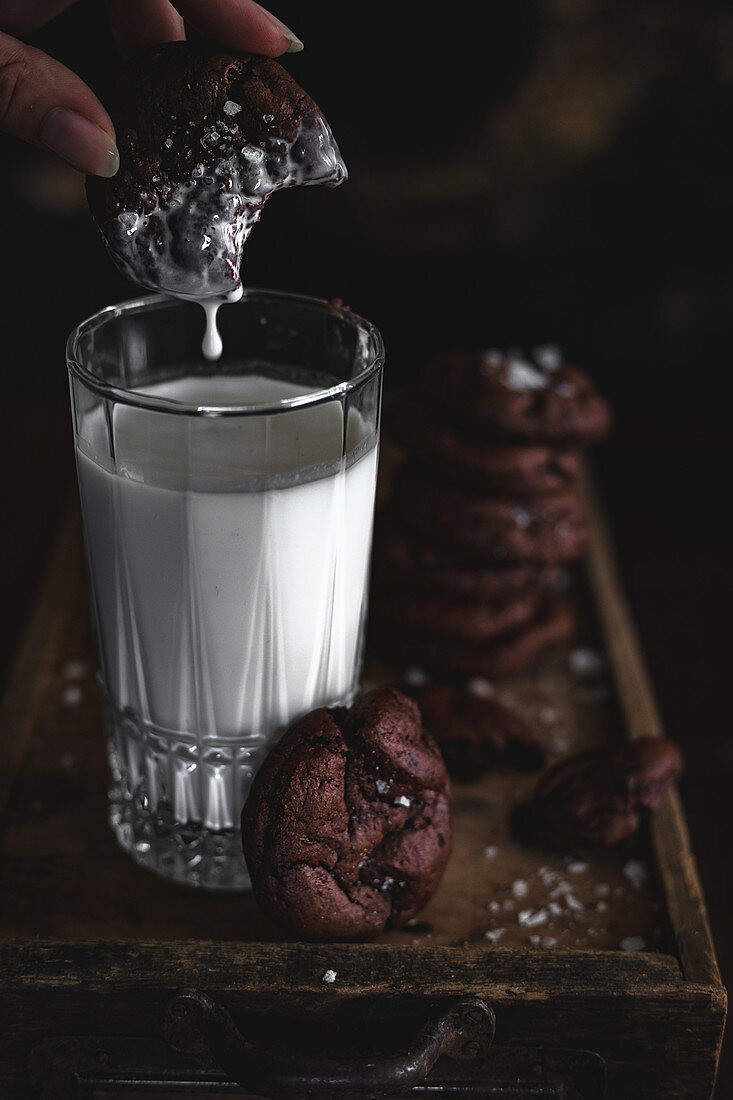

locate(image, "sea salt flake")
(539, 707), (559, 727)
(567, 860), (588, 875)
(532, 344), (562, 371)
(375, 779), (390, 796)
(223, 100), (242, 116)
(480, 348), (503, 373)
(512, 879), (529, 899)
(61, 658), (87, 680)
(620, 936), (646, 952)
(483, 846), (498, 860)
(484, 927), (505, 943)
(595, 883), (610, 897)
(502, 899), (515, 912)
(322, 969), (337, 983)
(61, 685), (83, 708)
(623, 860), (648, 889)
(488, 900), (500, 913)
(505, 357), (547, 391)
(596, 900), (608, 913)
(569, 647), (606, 677)
(565, 893), (584, 912)
(394, 795), (411, 808)
(404, 666), (429, 686)
(164, 137), (173, 148)
(518, 907), (548, 928)
(468, 677), (494, 699)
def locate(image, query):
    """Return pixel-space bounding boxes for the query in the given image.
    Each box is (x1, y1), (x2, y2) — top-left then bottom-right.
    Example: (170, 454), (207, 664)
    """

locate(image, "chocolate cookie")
(514, 739), (684, 849)
(388, 394), (582, 494)
(392, 464), (588, 563)
(371, 586), (541, 643)
(371, 595), (575, 680)
(241, 688), (452, 941)
(371, 515), (560, 600)
(87, 42), (346, 297)
(401, 683), (544, 779)
(431, 348), (612, 445)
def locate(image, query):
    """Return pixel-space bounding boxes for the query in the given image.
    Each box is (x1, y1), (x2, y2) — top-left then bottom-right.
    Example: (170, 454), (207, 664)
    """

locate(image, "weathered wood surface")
(0, 472), (726, 1098)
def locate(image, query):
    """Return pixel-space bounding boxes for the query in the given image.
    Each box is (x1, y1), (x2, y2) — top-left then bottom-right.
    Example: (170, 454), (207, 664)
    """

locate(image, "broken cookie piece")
(86, 42), (346, 298)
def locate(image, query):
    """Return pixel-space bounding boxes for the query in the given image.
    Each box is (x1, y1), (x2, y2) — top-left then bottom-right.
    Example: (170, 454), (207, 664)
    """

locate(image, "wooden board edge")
(581, 467), (724, 994)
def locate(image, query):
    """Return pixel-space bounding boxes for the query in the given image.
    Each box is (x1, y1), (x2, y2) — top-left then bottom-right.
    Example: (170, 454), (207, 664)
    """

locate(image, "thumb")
(0, 30), (119, 176)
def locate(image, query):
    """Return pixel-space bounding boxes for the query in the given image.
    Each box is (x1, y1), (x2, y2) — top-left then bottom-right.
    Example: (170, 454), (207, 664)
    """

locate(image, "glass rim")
(66, 288), (385, 417)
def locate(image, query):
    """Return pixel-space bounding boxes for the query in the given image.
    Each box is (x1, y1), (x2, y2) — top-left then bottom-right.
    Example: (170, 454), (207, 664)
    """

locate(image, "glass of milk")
(66, 290), (383, 890)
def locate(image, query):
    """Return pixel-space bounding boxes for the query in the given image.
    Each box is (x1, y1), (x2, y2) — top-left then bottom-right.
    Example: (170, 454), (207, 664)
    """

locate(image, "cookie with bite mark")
(87, 42), (346, 298)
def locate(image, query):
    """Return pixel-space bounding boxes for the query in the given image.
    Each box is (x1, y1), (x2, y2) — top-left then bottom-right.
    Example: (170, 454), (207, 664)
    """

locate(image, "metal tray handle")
(162, 989), (495, 1097)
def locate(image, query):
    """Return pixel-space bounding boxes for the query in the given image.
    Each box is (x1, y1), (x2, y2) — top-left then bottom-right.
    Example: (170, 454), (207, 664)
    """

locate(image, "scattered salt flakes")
(322, 969), (337, 983)
(488, 900), (500, 913)
(569, 647), (606, 678)
(551, 734), (571, 754)
(484, 927), (505, 943)
(394, 795), (411, 808)
(620, 936), (646, 952)
(483, 846), (498, 861)
(164, 137), (173, 148)
(528, 934), (542, 945)
(263, 112), (275, 123)
(518, 908), (549, 928)
(512, 879), (529, 899)
(502, 898), (515, 912)
(623, 860), (648, 890)
(567, 860), (588, 875)
(61, 685), (83, 708)
(223, 100), (242, 116)
(565, 893), (584, 912)
(375, 779), (390, 796)
(468, 677), (494, 699)
(548, 902), (563, 917)
(505, 357), (547, 392)
(62, 658), (87, 680)
(201, 234), (212, 250)
(539, 707), (558, 727)
(532, 344), (562, 371)
(595, 883), (610, 898)
(404, 666), (429, 686)
(541, 936), (557, 947)
(596, 901), (608, 913)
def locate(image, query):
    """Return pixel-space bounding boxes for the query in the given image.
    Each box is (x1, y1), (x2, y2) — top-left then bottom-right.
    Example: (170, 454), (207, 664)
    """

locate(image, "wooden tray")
(0, 477), (725, 1099)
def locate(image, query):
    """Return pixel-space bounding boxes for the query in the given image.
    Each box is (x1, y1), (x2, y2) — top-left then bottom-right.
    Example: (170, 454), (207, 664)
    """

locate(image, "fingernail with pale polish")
(40, 107), (119, 177)
(253, 2), (304, 52)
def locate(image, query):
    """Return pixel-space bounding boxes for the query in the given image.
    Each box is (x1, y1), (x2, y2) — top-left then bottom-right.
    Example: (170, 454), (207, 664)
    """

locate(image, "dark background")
(1, 0), (731, 1093)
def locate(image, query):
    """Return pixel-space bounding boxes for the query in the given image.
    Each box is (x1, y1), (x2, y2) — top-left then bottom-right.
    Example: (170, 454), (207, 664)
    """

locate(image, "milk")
(76, 374), (378, 834)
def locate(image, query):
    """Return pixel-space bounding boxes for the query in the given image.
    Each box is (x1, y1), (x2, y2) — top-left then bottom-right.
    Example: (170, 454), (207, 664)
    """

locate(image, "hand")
(0, 0), (303, 177)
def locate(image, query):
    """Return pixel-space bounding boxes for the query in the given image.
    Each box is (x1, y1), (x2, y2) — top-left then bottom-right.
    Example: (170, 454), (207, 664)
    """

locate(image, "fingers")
(105, 0), (185, 60)
(171, 0), (303, 56)
(0, 31), (118, 175)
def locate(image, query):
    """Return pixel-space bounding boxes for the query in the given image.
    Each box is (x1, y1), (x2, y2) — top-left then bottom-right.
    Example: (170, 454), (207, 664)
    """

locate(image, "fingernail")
(40, 107), (119, 177)
(252, 2), (304, 52)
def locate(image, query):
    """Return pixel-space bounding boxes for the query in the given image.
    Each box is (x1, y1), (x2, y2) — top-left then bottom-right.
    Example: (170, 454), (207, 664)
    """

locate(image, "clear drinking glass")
(67, 290), (384, 890)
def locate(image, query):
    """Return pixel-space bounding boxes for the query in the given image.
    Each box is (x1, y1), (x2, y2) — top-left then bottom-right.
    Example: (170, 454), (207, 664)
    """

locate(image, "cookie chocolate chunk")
(432, 349), (612, 445)
(241, 688), (452, 941)
(87, 42), (346, 297)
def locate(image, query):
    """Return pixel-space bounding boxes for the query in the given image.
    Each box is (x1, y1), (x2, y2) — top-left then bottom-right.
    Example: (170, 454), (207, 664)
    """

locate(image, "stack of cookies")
(369, 346), (612, 680)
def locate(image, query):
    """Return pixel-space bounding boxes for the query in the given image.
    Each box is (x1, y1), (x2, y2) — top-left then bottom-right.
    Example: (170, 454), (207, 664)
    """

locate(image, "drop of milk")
(200, 285), (244, 361)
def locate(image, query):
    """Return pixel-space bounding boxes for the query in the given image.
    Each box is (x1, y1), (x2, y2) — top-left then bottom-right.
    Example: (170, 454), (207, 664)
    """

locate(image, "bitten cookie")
(372, 594), (575, 680)
(392, 464), (588, 563)
(241, 688), (452, 941)
(371, 515), (560, 600)
(402, 683), (545, 779)
(87, 42), (346, 297)
(388, 394), (582, 494)
(431, 348), (612, 444)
